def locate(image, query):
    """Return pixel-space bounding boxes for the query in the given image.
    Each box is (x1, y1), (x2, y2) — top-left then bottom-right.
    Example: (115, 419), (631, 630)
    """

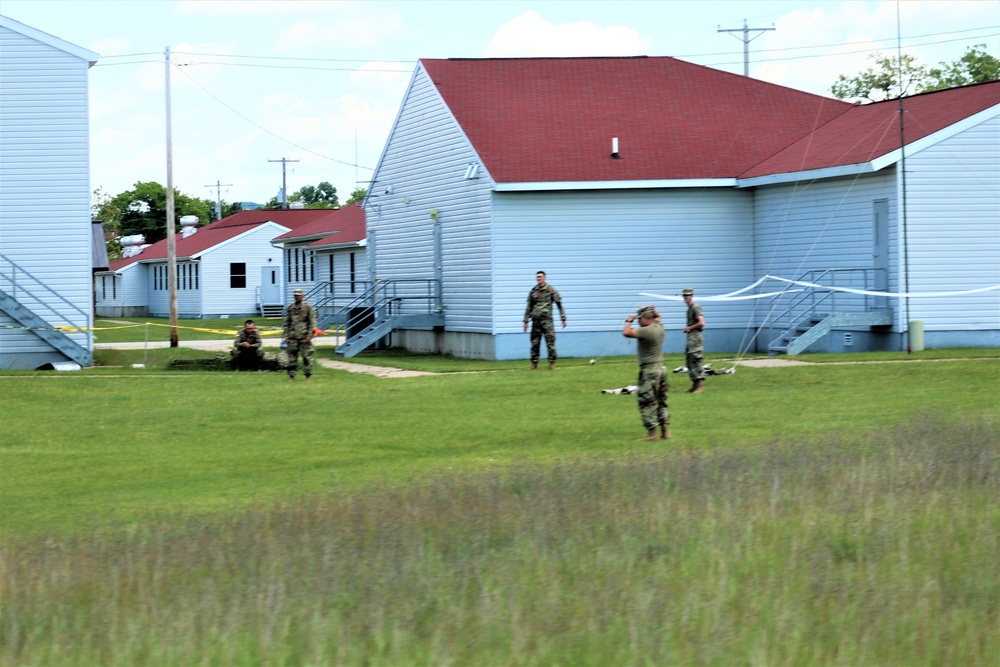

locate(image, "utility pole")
(718, 19), (775, 77)
(164, 46), (178, 347)
(268, 157), (299, 209)
(204, 180), (232, 220)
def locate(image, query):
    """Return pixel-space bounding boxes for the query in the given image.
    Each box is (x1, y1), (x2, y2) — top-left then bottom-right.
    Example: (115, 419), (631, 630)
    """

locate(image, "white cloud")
(750, 1), (1000, 97)
(485, 10), (652, 58)
(174, 0), (361, 17)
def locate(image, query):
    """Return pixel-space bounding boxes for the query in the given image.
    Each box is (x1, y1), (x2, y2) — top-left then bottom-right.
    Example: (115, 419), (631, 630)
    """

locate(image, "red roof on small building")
(109, 209), (331, 271)
(270, 203), (366, 246)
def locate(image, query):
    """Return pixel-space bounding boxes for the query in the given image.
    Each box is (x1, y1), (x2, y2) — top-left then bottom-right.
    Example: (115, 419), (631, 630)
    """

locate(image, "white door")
(261, 266), (281, 304)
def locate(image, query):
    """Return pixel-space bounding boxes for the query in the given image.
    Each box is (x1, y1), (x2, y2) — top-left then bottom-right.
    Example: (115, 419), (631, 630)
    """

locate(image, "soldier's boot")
(685, 380), (698, 393)
(639, 429), (659, 442)
(692, 378), (705, 394)
(530, 361), (538, 370)
(549, 362), (557, 370)
(660, 425), (671, 440)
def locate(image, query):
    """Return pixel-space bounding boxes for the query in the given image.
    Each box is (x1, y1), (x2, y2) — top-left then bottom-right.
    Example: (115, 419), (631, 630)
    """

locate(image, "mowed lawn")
(3, 349), (995, 536)
(1, 349), (998, 665)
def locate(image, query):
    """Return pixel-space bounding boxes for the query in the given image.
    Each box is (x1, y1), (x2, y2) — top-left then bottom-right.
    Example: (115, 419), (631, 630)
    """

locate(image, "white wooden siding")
(493, 188), (757, 348)
(753, 170), (898, 325)
(0, 23), (95, 365)
(366, 65), (494, 330)
(903, 114), (1000, 331)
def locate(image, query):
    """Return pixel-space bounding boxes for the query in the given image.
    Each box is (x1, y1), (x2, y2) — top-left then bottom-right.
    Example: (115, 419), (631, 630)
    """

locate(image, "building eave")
(493, 178), (737, 192)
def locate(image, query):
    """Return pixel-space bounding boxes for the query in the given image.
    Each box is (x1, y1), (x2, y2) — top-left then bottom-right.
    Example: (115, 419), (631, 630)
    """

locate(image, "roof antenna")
(611, 137), (620, 159)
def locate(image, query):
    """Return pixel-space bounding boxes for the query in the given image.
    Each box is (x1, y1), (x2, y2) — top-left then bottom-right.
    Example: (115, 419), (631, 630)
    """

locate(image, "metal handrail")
(0, 253), (92, 348)
(767, 268), (885, 327)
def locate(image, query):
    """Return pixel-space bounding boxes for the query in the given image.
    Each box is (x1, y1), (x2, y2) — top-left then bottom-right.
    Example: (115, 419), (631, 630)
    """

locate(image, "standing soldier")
(623, 305), (669, 441)
(283, 288), (317, 381)
(523, 271), (567, 370)
(682, 287), (706, 393)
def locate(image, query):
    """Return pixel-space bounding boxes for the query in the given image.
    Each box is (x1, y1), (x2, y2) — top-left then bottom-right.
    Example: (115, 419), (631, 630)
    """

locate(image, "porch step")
(260, 304), (284, 318)
(769, 311), (892, 356)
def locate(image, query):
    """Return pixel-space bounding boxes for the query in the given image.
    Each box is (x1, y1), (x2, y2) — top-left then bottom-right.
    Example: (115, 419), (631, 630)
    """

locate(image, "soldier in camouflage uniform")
(283, 288), (317, 381)
(623, 305), (669, 441)
(523, 271), (567, 370)
(682, 287), (706, 393)
(231, 319), (264, 371)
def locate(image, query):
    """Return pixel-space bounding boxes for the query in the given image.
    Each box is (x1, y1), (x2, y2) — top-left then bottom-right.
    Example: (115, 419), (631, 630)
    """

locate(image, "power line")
(717, 19), (776, 76)
(173, 67), (374, 171)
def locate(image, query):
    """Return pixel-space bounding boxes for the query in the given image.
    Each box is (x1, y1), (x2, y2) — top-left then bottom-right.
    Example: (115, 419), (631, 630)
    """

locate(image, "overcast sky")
(2, 0), (998, 209)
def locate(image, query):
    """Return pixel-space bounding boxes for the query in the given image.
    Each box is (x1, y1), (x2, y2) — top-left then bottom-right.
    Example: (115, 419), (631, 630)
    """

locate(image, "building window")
(350, 252), (356, 293)
(194, 263), (199, 290)
(309, 250), (315, 282)
(230, 262), (247, 289)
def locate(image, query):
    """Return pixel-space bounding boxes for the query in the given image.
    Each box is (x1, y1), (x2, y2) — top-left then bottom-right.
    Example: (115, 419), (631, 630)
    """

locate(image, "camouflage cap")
(293, 288), (305, 296)
(681, 288), (694, 296)
(636, 305), (657, 319)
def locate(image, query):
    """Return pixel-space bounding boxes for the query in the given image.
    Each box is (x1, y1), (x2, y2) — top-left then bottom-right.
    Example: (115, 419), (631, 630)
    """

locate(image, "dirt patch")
(315, 359), (436, 378)
(732, 357), (813, 367)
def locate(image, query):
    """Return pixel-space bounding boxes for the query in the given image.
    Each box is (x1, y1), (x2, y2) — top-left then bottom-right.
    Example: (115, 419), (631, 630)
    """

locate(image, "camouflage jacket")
(233, 327), (262, 351)
(284, 302), (317, 340)
(524, 283), (566, 323)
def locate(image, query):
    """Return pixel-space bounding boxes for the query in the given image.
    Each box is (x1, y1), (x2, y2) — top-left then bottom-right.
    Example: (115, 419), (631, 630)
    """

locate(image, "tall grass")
(2, 415), (997, 666)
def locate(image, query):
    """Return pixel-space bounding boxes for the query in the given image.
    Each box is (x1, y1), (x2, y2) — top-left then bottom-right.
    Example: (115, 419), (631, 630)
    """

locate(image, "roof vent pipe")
(611, 137), (620, 159)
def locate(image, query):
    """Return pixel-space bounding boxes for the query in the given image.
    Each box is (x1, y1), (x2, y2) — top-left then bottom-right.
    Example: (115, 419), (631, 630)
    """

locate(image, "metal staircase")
(767, 268), (891, 356)
(260, 304), (284, 318)
(306, 278), (444, 358)
(0, 255), (93, 367)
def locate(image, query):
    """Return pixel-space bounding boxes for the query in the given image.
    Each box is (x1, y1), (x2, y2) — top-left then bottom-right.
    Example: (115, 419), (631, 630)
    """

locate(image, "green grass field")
(1, 346), (998, 665)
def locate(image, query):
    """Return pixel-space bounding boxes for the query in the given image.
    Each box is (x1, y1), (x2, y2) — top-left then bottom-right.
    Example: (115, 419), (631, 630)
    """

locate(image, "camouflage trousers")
(686, 331), (704, 382)
(286, 338), (313, 378)
(636, 364), (669, 432)
(529, 318), (558, 364)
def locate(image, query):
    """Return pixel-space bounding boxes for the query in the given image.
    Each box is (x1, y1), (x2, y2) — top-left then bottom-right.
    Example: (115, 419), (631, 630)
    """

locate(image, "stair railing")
(0, 253), (92, 350)
(768, 268), (881, 328)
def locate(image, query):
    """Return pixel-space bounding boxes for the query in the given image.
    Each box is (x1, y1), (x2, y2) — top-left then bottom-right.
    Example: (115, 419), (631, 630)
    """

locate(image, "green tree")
(111, 181), (214, 244)
(832, 44), (1000, 104)
(925, 44), (1000, 91)
(294, 181), (339, 209)
(831, 53), (927, 103)
(345, 187), (367, 206)
(264, 181), (340, 209)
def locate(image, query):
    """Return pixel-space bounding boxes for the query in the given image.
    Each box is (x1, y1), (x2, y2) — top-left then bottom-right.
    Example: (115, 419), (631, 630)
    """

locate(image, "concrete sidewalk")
(95, 336), (342, 353)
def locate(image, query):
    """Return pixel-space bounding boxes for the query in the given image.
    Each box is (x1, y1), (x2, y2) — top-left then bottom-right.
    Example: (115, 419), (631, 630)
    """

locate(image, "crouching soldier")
(231, 319), (265, 371)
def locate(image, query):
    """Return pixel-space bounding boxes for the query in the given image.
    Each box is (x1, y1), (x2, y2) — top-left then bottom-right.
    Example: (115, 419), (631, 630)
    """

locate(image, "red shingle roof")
(421, 56), (851, 182)
(109, 209), (332, 271)
(742, 80), (1000, 178)
(420, 57), (999, 184)
(270, 203), (366, 245)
